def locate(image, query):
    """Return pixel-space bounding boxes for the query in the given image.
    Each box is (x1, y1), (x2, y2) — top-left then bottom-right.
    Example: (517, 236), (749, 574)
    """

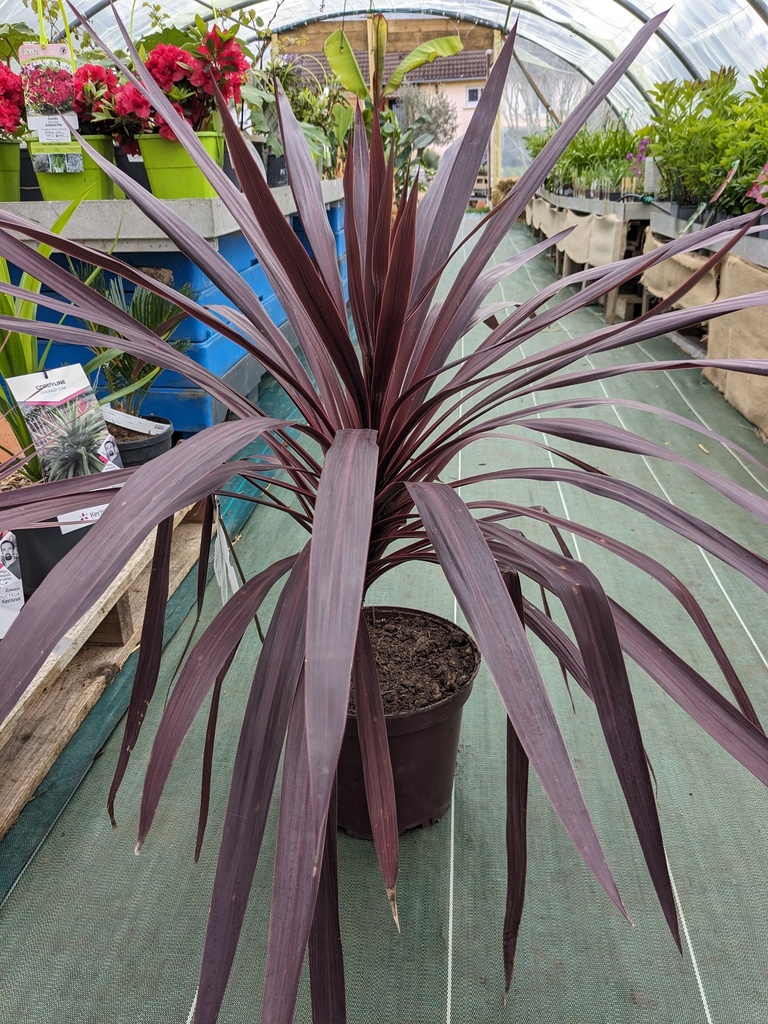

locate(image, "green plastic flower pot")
(138, 132), (224, 199)
(27, 135), (116, 201)
(0, 141), (21, 202)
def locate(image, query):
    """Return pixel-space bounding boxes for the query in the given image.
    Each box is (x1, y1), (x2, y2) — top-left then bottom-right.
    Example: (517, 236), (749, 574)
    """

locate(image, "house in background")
(274, 16), (501, 198)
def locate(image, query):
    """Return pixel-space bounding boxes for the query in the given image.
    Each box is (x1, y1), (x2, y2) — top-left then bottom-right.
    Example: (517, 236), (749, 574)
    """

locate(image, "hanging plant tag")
(213, 500), (240, 606)
(0, 531), (24, 638)
(19, 41), (79, 146)
(7, 364), (122, 534)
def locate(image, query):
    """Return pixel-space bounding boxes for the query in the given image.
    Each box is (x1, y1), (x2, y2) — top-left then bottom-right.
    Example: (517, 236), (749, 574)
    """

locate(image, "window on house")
(465, 87), (483, 107)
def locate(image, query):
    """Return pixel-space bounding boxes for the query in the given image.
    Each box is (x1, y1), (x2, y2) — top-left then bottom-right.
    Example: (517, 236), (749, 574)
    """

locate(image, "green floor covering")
(1, 218), (767, 1022)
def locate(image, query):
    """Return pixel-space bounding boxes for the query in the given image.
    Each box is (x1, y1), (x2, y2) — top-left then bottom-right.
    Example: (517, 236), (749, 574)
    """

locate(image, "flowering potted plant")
(0, 59), (25, 201)
(129, 23), (250, 198)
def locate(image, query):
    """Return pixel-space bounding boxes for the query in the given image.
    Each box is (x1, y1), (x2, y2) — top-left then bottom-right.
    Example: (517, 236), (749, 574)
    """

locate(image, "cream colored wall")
(412, 80), (486, 156)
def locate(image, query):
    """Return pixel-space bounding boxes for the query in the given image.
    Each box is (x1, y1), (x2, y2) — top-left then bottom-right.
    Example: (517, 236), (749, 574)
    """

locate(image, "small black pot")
(20, 148), (43, 202)
(336, 607), (480, 839)
(113, 147), (151, 192)
(116, 416), (173, 467)
(16, 522), (91, 599)
(266, 153), (288, 188)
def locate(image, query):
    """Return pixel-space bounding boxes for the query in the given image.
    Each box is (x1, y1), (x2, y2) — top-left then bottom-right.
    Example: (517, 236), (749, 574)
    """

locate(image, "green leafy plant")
(648, 67), (740, 205)
(1, 11), (768, 1024)
(323, 12), (463, 112)
(28, 400), (107, 480)
(85, 276), (194, 417)
(0, 198), (85, 479)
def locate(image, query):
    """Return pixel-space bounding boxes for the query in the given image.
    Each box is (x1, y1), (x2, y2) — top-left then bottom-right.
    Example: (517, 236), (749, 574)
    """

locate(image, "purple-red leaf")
(409, 481), (626, 917)
(305, 430), (379, 856)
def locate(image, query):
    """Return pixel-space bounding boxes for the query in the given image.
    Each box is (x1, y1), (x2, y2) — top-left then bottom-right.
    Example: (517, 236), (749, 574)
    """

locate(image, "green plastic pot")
(0, 141), (20, 202)
(27, 135), (116, 201)
(138, 132), (224, 199)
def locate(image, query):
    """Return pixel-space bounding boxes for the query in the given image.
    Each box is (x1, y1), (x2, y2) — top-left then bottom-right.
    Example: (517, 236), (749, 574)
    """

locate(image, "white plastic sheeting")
(2, 0), (768, 121)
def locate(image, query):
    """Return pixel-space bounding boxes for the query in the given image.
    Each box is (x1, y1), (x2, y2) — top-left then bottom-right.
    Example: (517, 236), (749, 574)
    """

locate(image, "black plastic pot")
(116, 416), (173, 467)
(336, 607), (480, 839)
(266, 153), (288, 188)
(20, 148), (42, 202)
(16, 522), (91, 599)
(113, 147), (151, 192)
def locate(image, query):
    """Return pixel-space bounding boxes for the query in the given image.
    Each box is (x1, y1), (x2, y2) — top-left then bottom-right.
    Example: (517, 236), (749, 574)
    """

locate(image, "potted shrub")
(84, 273), (194, 464)
(126, 23), (250, 198)
(2, 12), (768, 1024)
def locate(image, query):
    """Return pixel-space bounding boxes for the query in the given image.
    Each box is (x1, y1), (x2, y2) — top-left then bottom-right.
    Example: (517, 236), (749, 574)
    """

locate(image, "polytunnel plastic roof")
(3, 0), (768, 121)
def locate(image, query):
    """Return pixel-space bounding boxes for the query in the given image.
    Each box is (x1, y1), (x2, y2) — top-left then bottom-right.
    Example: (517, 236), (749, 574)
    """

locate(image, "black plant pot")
(116, 416), (173, 467)
(336, 607), (480, 839)
(113, 147), (151, 192)
(266, 153), (288, 188)
(19, 148), (43, 202)
(16, 521), (91, 599)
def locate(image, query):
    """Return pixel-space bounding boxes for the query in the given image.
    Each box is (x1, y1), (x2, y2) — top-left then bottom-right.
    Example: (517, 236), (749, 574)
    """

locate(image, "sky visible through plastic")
(1, 0), (768, 120)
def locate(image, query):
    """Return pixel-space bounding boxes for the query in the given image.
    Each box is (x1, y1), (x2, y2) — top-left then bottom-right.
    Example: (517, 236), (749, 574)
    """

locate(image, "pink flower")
(746, 164), (768, 207)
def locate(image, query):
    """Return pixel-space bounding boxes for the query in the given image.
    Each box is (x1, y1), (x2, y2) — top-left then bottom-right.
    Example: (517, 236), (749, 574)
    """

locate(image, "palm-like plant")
(1, 10), (768, 1024)
(28, 400), (108, 480)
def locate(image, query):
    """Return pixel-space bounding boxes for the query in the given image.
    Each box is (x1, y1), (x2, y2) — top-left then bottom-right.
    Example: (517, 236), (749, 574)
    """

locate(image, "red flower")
(0, 62), (25, 137)
(145, 44), (194, 92)
(114, 82), (151, 121)
(72, 63), (119, 133)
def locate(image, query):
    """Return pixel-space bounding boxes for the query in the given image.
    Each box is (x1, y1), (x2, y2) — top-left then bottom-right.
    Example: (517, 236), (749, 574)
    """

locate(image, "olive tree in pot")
(1, 9), (768, 1023)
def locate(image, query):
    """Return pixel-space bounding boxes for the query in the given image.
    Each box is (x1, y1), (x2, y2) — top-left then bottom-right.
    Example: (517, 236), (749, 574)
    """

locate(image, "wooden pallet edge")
(0, 514), (203, 840)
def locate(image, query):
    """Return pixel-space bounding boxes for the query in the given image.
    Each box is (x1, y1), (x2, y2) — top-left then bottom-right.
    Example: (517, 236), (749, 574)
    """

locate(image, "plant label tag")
(19, 43), (80, 144)
(7, 364), (122, 534)
(213, 502), (240, 605)
(0, 531), (24, 638)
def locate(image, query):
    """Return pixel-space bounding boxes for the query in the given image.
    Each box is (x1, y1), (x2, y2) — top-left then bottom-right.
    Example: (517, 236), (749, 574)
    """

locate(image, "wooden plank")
(0, 510), (203, 841)
(276, 18), (493, 55)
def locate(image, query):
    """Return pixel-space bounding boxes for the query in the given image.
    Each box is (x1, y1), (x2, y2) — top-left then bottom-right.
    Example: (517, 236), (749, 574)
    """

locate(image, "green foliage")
(0, 198), (85, 479)
(647, 67), (740, 205)
(28, 401), (106, 480)
(86, 278), (194, 417)
(543, 118), (644, 195)
(324, 14), (462, 111)
(397, 84), (458, 148)
(242, 61), (350, 175)
(0, 22), (37, 64)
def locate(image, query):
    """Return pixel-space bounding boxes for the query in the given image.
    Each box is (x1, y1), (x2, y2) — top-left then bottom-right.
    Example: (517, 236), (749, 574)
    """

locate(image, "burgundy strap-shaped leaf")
(195, 549), (310, 1024)
(276, 85), (346, 316)
(501, 571), (530, 994)
(261, 672), (320, 1024)
(408, 481), (626, 917)
(505, 719), (529, 995)
(138, 556), (297, 848)
(0, 418), (290, 728)
(353, 610), (399, 904)
(305, 430), (379, 857)
(309, 782), (347, 1024)
(194, 651), (234, 863)
(108, 515), (173, 824)
(344, 125), (373, 382)
(477, 501), (760, 727)
(490, 525), (679, 946)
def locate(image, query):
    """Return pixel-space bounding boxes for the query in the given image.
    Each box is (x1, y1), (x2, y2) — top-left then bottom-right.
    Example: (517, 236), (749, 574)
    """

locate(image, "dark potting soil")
(349, 608), (478, 716)
(109, 423), (149, 443)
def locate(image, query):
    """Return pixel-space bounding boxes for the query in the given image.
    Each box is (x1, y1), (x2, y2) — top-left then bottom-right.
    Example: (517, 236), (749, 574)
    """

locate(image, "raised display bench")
(537, 186), (651, 222)
(528, 189), (651, 322)
(4, 182), (346, 434)
(649, 205), (768, 270)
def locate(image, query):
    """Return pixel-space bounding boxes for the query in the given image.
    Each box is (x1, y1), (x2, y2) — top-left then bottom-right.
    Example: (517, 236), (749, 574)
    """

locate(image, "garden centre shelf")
(649, 207), (768, 270)
(537, 186), (651, 222)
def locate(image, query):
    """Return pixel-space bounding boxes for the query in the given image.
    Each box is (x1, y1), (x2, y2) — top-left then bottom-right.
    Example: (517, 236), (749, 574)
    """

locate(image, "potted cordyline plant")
(2, 9), (768, 1022)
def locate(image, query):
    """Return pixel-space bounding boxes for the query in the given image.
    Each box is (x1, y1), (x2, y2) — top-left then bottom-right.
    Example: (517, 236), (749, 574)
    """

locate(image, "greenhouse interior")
(1, 0), (768, 1021)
